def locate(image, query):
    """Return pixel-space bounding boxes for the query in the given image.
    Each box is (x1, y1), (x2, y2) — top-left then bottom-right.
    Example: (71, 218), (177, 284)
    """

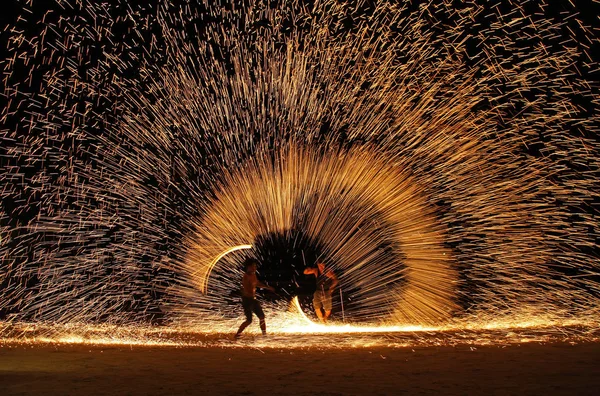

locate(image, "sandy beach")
(2, 340), (600, 395)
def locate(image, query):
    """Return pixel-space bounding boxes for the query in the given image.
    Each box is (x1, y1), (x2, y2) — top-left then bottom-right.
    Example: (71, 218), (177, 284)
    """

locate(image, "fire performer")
(235, 258), (275, 339)
(304, 260), (339, 322)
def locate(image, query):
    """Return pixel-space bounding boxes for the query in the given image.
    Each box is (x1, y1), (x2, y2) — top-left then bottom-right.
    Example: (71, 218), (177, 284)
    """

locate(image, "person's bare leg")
(315, 308), (324, 322)
(235, 320), (251, 338)
(324, 310), (332, 322)
(259, 318), (267, 335)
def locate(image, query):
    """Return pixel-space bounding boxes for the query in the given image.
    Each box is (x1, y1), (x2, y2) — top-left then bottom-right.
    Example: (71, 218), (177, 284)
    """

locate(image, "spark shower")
(0, 0), (599, 338)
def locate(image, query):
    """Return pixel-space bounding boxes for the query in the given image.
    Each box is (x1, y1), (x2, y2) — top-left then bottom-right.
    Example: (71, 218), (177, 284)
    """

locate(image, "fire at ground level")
(2, 301), (600, 348)
(1, 322), (600, 349)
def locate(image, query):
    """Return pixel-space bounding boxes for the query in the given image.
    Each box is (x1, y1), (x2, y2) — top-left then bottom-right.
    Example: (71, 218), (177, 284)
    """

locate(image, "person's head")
(317, 260), (325, 273)
(243, 257), (259, 273)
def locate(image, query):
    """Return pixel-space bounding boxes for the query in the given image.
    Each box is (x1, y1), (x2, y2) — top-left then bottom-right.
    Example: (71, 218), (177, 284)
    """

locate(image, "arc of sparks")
(290, 296), (316, 325)
(200, 244), (253, 294)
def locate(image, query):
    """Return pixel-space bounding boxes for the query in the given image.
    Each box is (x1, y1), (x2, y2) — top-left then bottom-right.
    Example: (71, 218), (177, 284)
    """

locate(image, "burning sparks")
(198, 244), (253, 294)
(185, 145), (457, 324)
(0, 0), (599, 346)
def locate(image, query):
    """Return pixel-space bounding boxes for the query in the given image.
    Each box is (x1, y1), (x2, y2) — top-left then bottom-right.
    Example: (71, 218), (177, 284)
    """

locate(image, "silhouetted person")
(304, 260), (338, 322)
(235, 258), (275, 339)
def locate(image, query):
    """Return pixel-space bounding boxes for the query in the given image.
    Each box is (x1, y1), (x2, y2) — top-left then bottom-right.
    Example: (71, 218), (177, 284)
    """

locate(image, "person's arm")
(256, 279), (275, 292)
(303, 267), (317, 276)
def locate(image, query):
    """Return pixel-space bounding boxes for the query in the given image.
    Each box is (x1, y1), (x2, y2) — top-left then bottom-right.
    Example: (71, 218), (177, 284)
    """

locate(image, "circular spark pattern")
(185, 145), (457, 323)
(0, 0), (599, 330)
